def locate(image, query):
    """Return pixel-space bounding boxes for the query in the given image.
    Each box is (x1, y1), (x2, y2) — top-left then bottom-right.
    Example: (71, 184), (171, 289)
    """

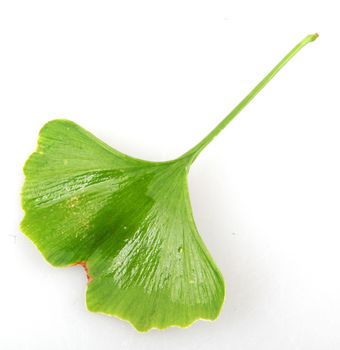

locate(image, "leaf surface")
(21, 120), (225, 331)
(21, 34), (318, 331)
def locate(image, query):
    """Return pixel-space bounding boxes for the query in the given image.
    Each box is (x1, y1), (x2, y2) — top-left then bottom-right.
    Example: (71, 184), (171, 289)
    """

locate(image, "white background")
(0, 0), (339, 349)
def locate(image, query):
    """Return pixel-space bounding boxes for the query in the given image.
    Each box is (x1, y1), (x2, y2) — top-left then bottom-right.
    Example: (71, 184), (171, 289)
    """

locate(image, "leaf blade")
(21, 119), (225, 331)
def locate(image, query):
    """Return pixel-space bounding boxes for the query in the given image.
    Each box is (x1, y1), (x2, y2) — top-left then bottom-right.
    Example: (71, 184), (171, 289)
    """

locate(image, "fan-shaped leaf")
(20, 34), (318, 331)
(21, 120), (225, 331)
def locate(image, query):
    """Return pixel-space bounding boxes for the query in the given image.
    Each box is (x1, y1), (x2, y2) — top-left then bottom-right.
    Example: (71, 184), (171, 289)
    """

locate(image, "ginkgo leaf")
(20, 34), (318, 332)
(21, 119), (225, 331)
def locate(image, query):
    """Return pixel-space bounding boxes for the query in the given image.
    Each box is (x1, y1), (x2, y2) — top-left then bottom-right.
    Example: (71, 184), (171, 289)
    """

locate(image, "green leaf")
(20, 34), (318, 331)
(21, 119), (225, 331)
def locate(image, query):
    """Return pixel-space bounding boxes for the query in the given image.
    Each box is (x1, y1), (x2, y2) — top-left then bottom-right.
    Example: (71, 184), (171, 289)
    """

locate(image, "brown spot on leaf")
(72, 261), (92, 283)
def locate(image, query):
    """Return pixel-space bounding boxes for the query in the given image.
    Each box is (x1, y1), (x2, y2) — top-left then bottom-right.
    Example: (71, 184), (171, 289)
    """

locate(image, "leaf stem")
(180, 33), (318, 164)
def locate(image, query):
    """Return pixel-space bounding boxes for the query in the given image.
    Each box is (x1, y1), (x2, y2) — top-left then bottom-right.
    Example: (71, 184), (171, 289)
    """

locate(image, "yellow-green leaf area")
(20, 34), (318, 331)
(21, 120), (225, 331)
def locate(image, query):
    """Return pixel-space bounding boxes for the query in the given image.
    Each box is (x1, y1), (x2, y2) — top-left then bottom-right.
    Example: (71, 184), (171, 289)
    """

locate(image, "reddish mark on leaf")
(72, 261), (92, 283)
